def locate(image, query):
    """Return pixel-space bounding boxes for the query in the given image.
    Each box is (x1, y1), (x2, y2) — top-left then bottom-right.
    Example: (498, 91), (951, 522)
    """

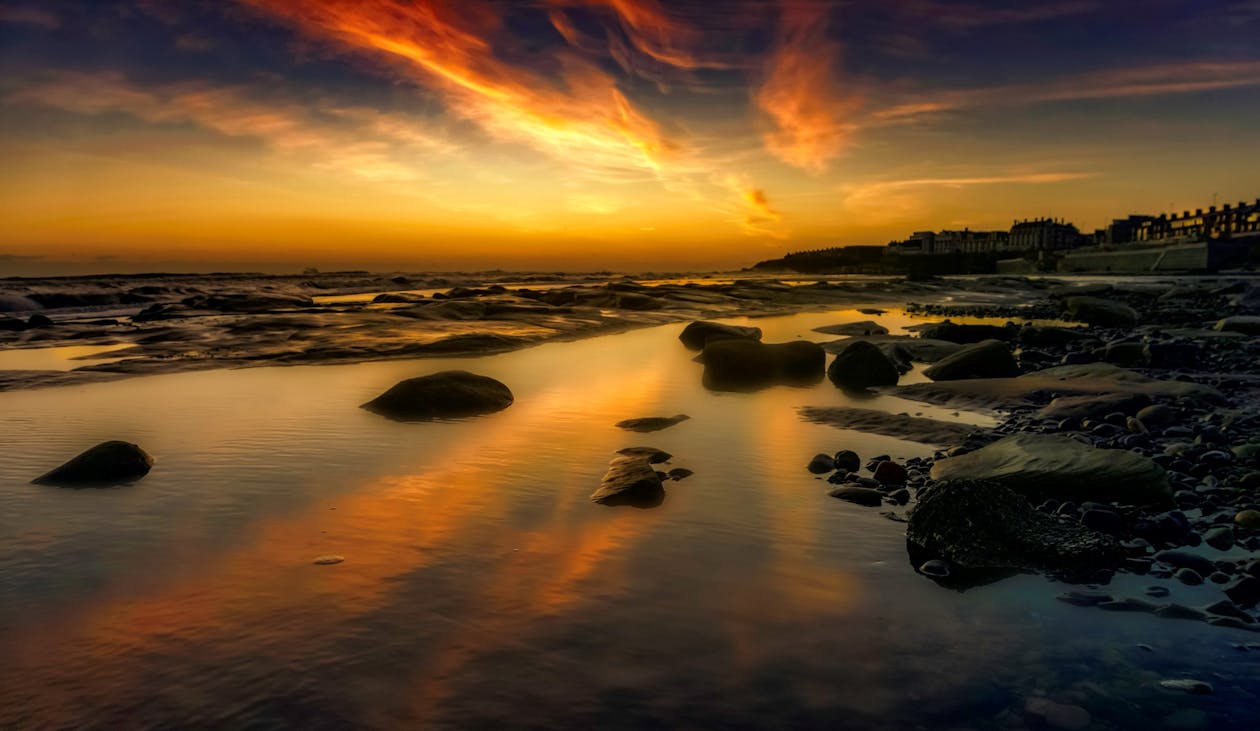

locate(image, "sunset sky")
(2, 0), (1259, 274)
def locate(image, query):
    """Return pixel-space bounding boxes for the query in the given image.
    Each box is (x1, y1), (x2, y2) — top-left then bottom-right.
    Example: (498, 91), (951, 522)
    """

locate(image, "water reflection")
(0, 309), (1255, 728)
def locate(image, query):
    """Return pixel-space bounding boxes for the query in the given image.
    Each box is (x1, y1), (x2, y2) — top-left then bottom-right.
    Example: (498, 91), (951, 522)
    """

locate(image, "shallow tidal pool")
(0, 309), (1256, 729)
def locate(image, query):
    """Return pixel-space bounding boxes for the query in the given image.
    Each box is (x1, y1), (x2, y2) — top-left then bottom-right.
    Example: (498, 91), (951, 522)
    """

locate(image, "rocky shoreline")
(804, 279), (1260, 633)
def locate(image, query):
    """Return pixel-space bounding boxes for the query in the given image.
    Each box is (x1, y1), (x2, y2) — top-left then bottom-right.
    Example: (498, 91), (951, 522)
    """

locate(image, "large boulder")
(826, 340), (899, 389)
(921, 339), (1019, 381)
(1063, 297), (1139, 328)
(907, 479), (1124, 574)
(679, 321), (762, 350)
(930, 434), (1171, 505)
(362, 370), (513, 421)
(591, 455), (665, 507)
(32, 441), (154, 486)
(700, 339), (824, 391)
(914, 321), (1016, 344)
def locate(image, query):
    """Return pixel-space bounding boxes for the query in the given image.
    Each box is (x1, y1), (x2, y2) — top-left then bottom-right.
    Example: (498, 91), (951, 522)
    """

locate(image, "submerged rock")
(361, 370), (513, 421)
(591, 455), (665, 508)
(914, 321), (1015, 344)
(700, 339), (824, 391)
(1064, 296), (1140, 327)
(678, 320), (762, 350)
(907, 479), (1123, 575)
(32, 441), (154, 486)
(812, 320), (889, 336)
(921, 339), (1019, 381)
(616, 446), (672, 464)
(615, 414), (690, 433)
(929, 434), (1172, 505)
(827, 485), (884, 507)
(826, 340), (900, 389)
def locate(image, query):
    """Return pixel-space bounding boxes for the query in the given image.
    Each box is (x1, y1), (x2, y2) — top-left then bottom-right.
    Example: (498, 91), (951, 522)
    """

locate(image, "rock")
(827, 485), (884, 507)
(812, 320), (888, 336)
(1154, 550), (1216, 577)
(312, 555), (344, 565)
(1136, 404), (1176, 428)
(914, 321), (1015, 344)
(808, 453), (836, 474)
(1173, 568), (1203, 585)
(906, 480), (1123, 575)
(1204, 599), (1253, 623)
(1081, 509), (1125, 536)
(1156, 603), (1206, 620)
(616, 446), (672, 464)
(872, 460), (908, 485)
(615, 414), (690, 432)
(918, 559), (951, 578)
(1024, 697), (1091, 731)
(1159, 679), (1213, 695)
(929, 434), (1172, 505)
(591, 456), (665, 508)
(1225, 576), (1260, 607)
(1018, 325), (1091, 348)
(1235, 509), (1260, 530)
(1144, 585), (1171, 597)
(0, 316), (28, 332)
(1038, 392), (1151, 421)
(27, 313), (54, 328)
(32, 441), (154, 486)
(1056, 591), (1113, 606)
(1203, 525), (1235, 551)
(833, 450), (861, 473)
(700, 339), (825, 390)
(666, 468), (693, 481)
(362, 371), (513, 421)
(1064, 296), (1140, 327)
(921, 339), (1019, 381)
(1103, 341), (1146, 366)
(678, 320), (762, 349)
(826, 340), (900, 389)
(1214, 315), (1260, 335)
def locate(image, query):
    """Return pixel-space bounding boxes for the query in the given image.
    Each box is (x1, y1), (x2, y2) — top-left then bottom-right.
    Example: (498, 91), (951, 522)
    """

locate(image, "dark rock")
(616, 447), (672, 464)
(591, 456), (665, 508)
(1056, 591), (1113, 606)
(1064, 296), (1140, 328)
(812, 320), (888, 336)
(0, 316), (28, 332)
(1173, 568), (1204, 585)
(808, 453), (836, 474)
(906, 479), (1123, 575)
(1081, 509), (1125, 536)
(921, 339), (1019, 381)
(930, 434), (1172, 505)
(827, 485), (884, 507)
(1144, 585), (1171, 597)
(1103, 341), (1146, 366)
(919, 559), (951, 578)
(679, 320), (761, 350)
(1159, 679), (1213, 695)
(1155, 603), (1206, 620)
(1203, 525), (1235, 551)
(826, 340), (899, 389)
(1225, 576), (1260, 607)
(666, 468), (693, 481)
(32, 441), (154, 487)
(1098, 597), (1159, 612)
(701, 339), (825, 391)
(914, 321), (1015, 344)
(872, 460), (908, 485)
(1039, 392), (1151, 421)
(615, 414), (690, 433)
(27, 313), (54, 328)
(362, 370), (513, 421)
(1204, 599), (1253, 623)
(1154, 550), (1216, 577)
(1214, 315), (1260, 335)
(1018, 325), (1091, 348)
(833, 449), (861, 473)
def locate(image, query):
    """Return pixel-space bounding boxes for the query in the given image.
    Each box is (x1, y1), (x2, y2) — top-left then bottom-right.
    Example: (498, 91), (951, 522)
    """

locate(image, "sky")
(1, 0), (1259, 275)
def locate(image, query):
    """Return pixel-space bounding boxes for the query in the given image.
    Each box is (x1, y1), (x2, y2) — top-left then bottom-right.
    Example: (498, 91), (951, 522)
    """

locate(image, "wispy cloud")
(0, 5), (59, 28)
(723, 174), (787, 238)
(754, 3), (860, 172)
(6, 71), (456, 182)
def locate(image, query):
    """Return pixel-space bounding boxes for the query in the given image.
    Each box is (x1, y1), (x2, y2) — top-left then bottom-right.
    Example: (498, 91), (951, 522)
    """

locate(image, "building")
(1135, 199), (1260, 244)
(1104, 215), (1157, 244)
(887, 229), (1009, 256)
(1009, 218), (1082, 252)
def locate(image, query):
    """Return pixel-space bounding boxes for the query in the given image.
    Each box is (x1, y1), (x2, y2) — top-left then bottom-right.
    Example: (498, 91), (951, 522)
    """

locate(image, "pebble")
(919, 559), (951, 578)
(312, 555), (345, 565)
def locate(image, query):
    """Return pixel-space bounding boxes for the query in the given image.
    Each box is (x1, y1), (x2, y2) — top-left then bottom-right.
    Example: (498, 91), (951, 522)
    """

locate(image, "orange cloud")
(754, 3), (860, 172)
(553, 0), (737, 72)
(723, 173), (786, 238)
(242, 0), (680, 181)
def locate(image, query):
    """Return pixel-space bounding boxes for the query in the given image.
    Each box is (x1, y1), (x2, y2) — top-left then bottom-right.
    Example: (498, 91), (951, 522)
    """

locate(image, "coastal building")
(1134, 199), (1260, 243)
(1009, 218), (1082, 251)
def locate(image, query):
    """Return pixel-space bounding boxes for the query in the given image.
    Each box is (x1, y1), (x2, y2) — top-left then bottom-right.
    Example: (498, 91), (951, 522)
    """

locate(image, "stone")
(1103, 341), (1146, 366)
(362, 370), (513, 421)
(32, 441), (154, 487)
(1203, 525), (1235, 551)
(1235, 509), (1260, 530)
(929, 434), (1172, 505)
(1018, 325), (1092, 348)
(872, 460), (908, 485)
(591, 456), (665, 508)
(616, 447), (672, 464)
(921, 339), (1019, 381)
(906, 480), (1123, 575)
(1081, 509), (1125, 536)
(1038, 392), (1151, 421)
(808, 453), (835, 474)
(1214, 315), (1260, 335)
(1204, 599), (1253, 623)
(27, 313), (54, 328)
(1024, 697), (1091, 731)
(918, 559), (951, 578)
(914, 321), (1015, 344)
(827, 486), (884, 507)
(1224, 576), (1260, 607)
(666, 468), (693, 481)
(812, 320), (888, 336)
(615, 414), (690, 432)
(1173, 568), (1203, 585)
(833, 449), (861, 473)
(826, 340), (899, 389)
(701, 339), (825, 391)
(678, 320), (761, 349)
(1064, 296), (1140, 327)
(1159, 679), (1213, 695)
(312, 555), (344, 565)
(1154, 550), (1216, 577)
